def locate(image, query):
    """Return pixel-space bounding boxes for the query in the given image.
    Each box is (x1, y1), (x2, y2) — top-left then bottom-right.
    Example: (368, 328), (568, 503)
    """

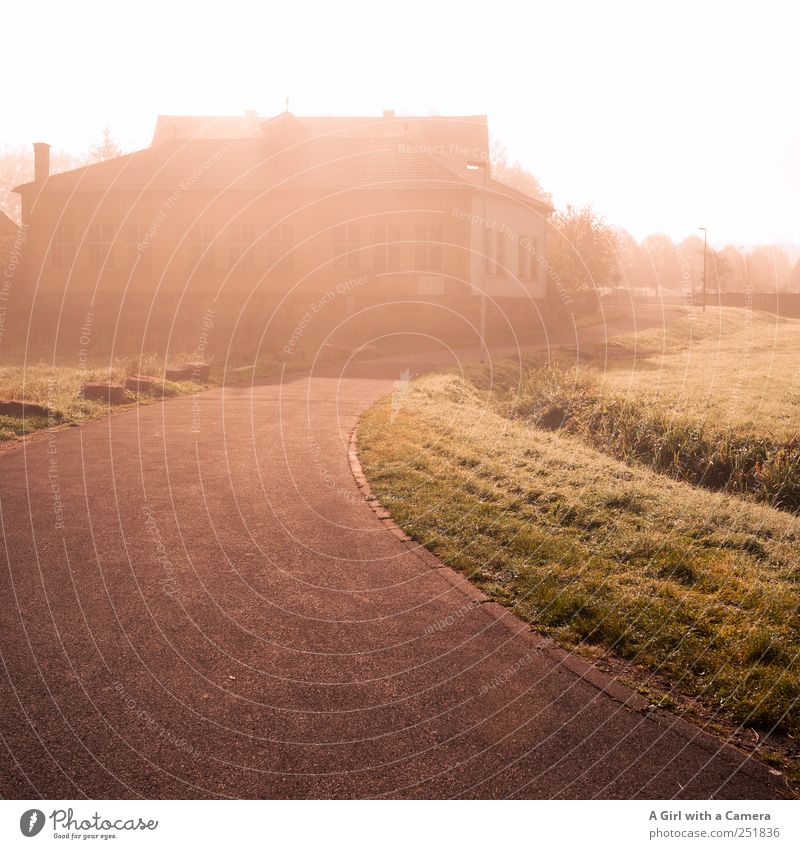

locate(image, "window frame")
(228, 221), (256, 271)
(86, 223), (117, 270)
(414, 223), (443, 272)
(264, 223), (294, 271)
(126, 223), (152, 270)
(49, 223), (75, 270)
(482, 228), (507, 278)
(518, 236), (539, 281)
(188, 223), (216, 272)
(333, 224), (360, 271)
(373, 224), (405, 270)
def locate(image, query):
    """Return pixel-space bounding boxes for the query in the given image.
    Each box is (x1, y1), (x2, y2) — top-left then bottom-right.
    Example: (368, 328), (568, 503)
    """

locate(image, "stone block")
(0, 400), (55, 419)
(125, 374), (161, 394)
(81, 382), (126, 404)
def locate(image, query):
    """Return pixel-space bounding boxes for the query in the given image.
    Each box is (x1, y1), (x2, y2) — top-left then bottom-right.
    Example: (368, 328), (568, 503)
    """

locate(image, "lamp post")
(467, 160), (488, 362)
(699, 226), (708, 312)
(738, 245), (749, 308)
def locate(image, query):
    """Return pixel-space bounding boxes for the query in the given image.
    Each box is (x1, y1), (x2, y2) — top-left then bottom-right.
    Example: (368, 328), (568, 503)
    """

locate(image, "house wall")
(465, 194), (548, 299)
(462, 192), (549, 339)
(18, 182), (546, 360)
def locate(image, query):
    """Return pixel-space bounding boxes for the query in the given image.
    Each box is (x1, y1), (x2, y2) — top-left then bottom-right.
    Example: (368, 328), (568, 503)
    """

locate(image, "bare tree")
(707, 247), (733, 292)
(611, 228), (640, 289)
(678, 235), (704, 294)
(88, 126), (124, 163)
(640, 233), (682, 292)
(490, 139), (551, 204)
(746, 245), (791, 292)
(548, 205), (618, 312)
(786, 258), (800, 292)
(720, 245), (747, 291)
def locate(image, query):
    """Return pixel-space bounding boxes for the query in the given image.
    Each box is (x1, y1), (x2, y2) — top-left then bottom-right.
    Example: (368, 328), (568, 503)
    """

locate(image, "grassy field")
(0, 334), (452, 443)
(475, 309), (800, 511)
(0, 357), (203, 442)
(600, 308), (800, 441)
(356, 308), (800, 759)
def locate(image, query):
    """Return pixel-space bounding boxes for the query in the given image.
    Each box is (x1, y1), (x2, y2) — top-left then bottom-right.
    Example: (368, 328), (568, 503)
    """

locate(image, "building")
(0, 210), (20, 274)
(13, 110), (552, 358)
(0, 211), (23, 349)
(0, 211), (18, 241)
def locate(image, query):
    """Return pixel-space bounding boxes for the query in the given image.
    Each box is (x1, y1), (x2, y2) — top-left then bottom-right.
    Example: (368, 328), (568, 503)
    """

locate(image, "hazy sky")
(3, 0), (797, 247)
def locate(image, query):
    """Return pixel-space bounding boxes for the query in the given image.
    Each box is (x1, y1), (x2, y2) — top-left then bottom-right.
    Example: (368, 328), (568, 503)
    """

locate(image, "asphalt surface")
(0, 311), (791, 798)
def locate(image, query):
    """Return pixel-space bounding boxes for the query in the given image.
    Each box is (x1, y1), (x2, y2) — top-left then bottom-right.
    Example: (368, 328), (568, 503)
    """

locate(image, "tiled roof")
(14, 113), (551, 211)
(484, 176), (554, 213)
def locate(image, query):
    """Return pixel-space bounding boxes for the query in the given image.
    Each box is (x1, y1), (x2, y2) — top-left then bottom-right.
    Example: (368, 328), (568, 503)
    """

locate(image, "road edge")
(347, 415), (795, 799)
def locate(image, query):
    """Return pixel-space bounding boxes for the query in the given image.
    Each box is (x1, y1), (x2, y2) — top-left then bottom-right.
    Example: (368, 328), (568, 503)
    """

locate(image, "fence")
(601, 290), (800, 317)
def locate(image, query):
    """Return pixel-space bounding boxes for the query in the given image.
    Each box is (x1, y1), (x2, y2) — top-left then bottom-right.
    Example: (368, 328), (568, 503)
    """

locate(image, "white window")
(495, 231), (505, 277)
(228, 221), (256, 270)
(86, 223), (116, 269)
(264, 224), (293, 271)
(49, 223), (75, 269)
(414, 224), (442, 272)
(482, 227), (491, 275)
(126, 223), (151, 270)
(373, 225), (405, 270)
(482, 228), (506, 277)
(188, 223), (216, 271)
(519, 236), (539, 281)
(333, 224), (360, 270)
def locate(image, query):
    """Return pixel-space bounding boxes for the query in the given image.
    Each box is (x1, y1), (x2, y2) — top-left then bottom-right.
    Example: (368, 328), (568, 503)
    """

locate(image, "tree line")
(491, 143), (800, 308)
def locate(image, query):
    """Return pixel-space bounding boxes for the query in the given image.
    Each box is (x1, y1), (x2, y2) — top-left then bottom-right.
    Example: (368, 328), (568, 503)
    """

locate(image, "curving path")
(0, 311), (791, 798)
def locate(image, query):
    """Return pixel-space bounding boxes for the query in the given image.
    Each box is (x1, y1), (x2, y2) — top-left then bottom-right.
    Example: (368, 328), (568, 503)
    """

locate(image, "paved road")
(0, 312), (791, 798)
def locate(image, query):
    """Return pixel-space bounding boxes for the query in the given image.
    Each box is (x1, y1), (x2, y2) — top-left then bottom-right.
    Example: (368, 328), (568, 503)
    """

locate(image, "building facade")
(13, 111), (552, 358)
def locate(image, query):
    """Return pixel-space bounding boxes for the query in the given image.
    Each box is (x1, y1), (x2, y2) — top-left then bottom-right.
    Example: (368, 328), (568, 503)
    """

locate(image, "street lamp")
(467, 160), (488, 362)
(738, 245), (750, 307)
(698, 227), (708, 312)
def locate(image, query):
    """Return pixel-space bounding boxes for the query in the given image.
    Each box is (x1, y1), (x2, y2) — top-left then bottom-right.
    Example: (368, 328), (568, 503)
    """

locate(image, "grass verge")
(0, 356), (203, 442)
(356, 369), (800, 768)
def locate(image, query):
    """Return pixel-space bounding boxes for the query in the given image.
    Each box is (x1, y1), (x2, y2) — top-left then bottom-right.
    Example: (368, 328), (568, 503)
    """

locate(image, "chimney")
(33, 142), (50, 181)
(383, 109), (395, 120)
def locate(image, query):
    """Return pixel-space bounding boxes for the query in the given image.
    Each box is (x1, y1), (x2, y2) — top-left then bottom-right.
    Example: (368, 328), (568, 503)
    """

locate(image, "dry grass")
(601, 308), (800, 441)
(357, 310), (800, 745)
(0, 334), (443, 442)
(466, 309), (800, 511)
(0, 356), (200, 441)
